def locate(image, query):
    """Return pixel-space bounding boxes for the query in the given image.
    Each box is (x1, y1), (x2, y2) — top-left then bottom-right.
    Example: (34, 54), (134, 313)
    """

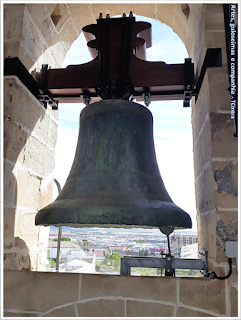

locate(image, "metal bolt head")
(167, 269), (170, 272)
(167, 257), (171, 261)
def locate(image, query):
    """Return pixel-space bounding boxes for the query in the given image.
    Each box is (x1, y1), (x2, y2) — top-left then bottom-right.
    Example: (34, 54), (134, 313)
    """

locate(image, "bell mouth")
(36, 198), (192, 230)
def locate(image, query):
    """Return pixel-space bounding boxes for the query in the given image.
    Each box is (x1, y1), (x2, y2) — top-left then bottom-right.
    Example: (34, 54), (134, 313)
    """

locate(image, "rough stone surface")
(15, 170), (41, 210)
(4, 4), (25, 40)
(4, 270), (79, 312)
(4, 207), (16, 239)
(4, 161), (17, 204)
(24, 135), (55, 176)
(230, 287), (238, 317)
(126, 300), (174, 317)
(179, 278), (226, 315)
(215, 211), (238, 263)
(38, 180), (54, 210)
(81, 274), (177, 302)
(4, 77), (46, 132)
(210, 113), (238, 158)
(4, 116), (28, 166)
(43, 304), (76, 317)
(77, 299), (125, 317)
(176, 307), (215, 317)
(204, 4), (225, 31)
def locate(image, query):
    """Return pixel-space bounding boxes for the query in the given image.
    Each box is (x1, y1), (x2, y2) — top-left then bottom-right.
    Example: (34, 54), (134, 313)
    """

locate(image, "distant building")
(170, 233), (198, 247)
(180, 243), (198, 259)
(47, 241), (79, 259)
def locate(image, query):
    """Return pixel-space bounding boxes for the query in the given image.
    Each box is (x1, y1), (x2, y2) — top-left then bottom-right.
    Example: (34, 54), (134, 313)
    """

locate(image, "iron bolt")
(167, 257), (171, 261)
(167, 269), (170, 272)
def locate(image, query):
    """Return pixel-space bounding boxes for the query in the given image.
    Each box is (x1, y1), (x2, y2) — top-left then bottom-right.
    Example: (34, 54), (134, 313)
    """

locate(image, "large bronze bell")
(35, 99), (192, 230)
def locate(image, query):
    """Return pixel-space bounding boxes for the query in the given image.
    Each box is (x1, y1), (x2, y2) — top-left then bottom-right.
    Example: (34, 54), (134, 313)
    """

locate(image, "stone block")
(4, 270), (79, 312)
(4, 237), (31, 270)
(176, 307), (215, 317)
(24, 135), (55, 176)
(179, 278), (226, 315)
(44, 304), (76, 317)
(126, 300), (174, 317)
(4, 311), (40, 317)
(215, 211), (238, 263)
(48, 107), (59, 121)
(15, 211), (40, 250)
(191, 74), (210, 144)
(21, 9), (47, 65)
(203, 120), (212, 165)
(130, 4), (156, 21)
(204, 4), (225, 31)
(38, 180), (54, 210)
(207, 67), (231, 112)
(48, 119), (58, 149)
(193, 133), (205, 180)
(198, 210), (217, 261)
(49, 4), (69, 32)
(77, 299), (125, 317)
(156, 4), (175, 28)
(45, 3), (57, 15)
(4, 40), (21, 58)
(4, 116), (28, 166)
(4, 161), (17, 204)
(32, 113), (50, 145)
(81, 274), (177, 302)
(190, 7), (205, 68)
(25, 4), (46, 34)
(230, 287), (238, 317)
(18, 44), (37, 72)
(212, 161), (238, 208)
(4, 206), (16, 240)
(172, 6), (188, 44)
(25, 3), (56, 49)
(58, 18), (79, 52)
(4, 77), (46, 132)
(4, 4), (25, 40)
(15, 170), (41, 210)
(194, 166), (215, 214)
(210, 113), (238, 158)
(67, 4), (93, 34)
(205, 31), (227, 65)
(49, 41), (67, 68)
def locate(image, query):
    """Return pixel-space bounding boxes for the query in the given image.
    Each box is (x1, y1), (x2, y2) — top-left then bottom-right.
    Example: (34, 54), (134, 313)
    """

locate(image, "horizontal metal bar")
(121, 257), (205, 271)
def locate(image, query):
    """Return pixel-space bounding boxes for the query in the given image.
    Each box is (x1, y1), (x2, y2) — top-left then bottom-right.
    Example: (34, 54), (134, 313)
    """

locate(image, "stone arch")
(4, 4), (237, 312)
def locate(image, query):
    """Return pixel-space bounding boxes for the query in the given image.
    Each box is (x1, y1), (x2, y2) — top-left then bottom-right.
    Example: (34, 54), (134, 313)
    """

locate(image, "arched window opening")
(50, 15), (198, 275)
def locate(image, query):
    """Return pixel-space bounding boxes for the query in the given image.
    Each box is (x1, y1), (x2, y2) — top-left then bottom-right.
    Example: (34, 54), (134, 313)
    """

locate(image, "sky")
(53, 15), (197, 231)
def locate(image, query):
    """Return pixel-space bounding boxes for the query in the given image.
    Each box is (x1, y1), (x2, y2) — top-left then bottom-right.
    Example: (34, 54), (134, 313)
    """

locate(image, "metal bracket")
(120, 253), (208, 276)
(193, 48), (222, 101)
(4, 57), (58, 110)
(183, 58), (194, 107)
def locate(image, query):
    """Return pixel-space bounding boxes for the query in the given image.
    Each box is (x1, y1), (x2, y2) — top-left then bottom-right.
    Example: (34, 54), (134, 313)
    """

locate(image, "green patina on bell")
(35, 99), (192, 230)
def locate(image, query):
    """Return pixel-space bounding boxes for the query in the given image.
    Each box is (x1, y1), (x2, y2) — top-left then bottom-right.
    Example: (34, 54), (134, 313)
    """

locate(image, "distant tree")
(139, 249), (148, 256)
(52, 237), (71, 241)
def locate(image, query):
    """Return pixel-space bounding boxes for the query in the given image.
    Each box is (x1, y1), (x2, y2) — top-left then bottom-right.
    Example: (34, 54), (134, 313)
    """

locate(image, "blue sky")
(54, 15), (197, 231)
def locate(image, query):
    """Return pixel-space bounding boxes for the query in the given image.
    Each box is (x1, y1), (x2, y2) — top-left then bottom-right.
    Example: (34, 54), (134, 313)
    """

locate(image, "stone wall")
(4, 270), (238, 317)
(4, 76), (58, 271)
(3, 2), (238, 317)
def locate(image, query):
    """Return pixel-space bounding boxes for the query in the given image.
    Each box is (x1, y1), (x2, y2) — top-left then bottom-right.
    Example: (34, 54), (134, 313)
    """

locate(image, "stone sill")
(4, 269), (227, 317)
